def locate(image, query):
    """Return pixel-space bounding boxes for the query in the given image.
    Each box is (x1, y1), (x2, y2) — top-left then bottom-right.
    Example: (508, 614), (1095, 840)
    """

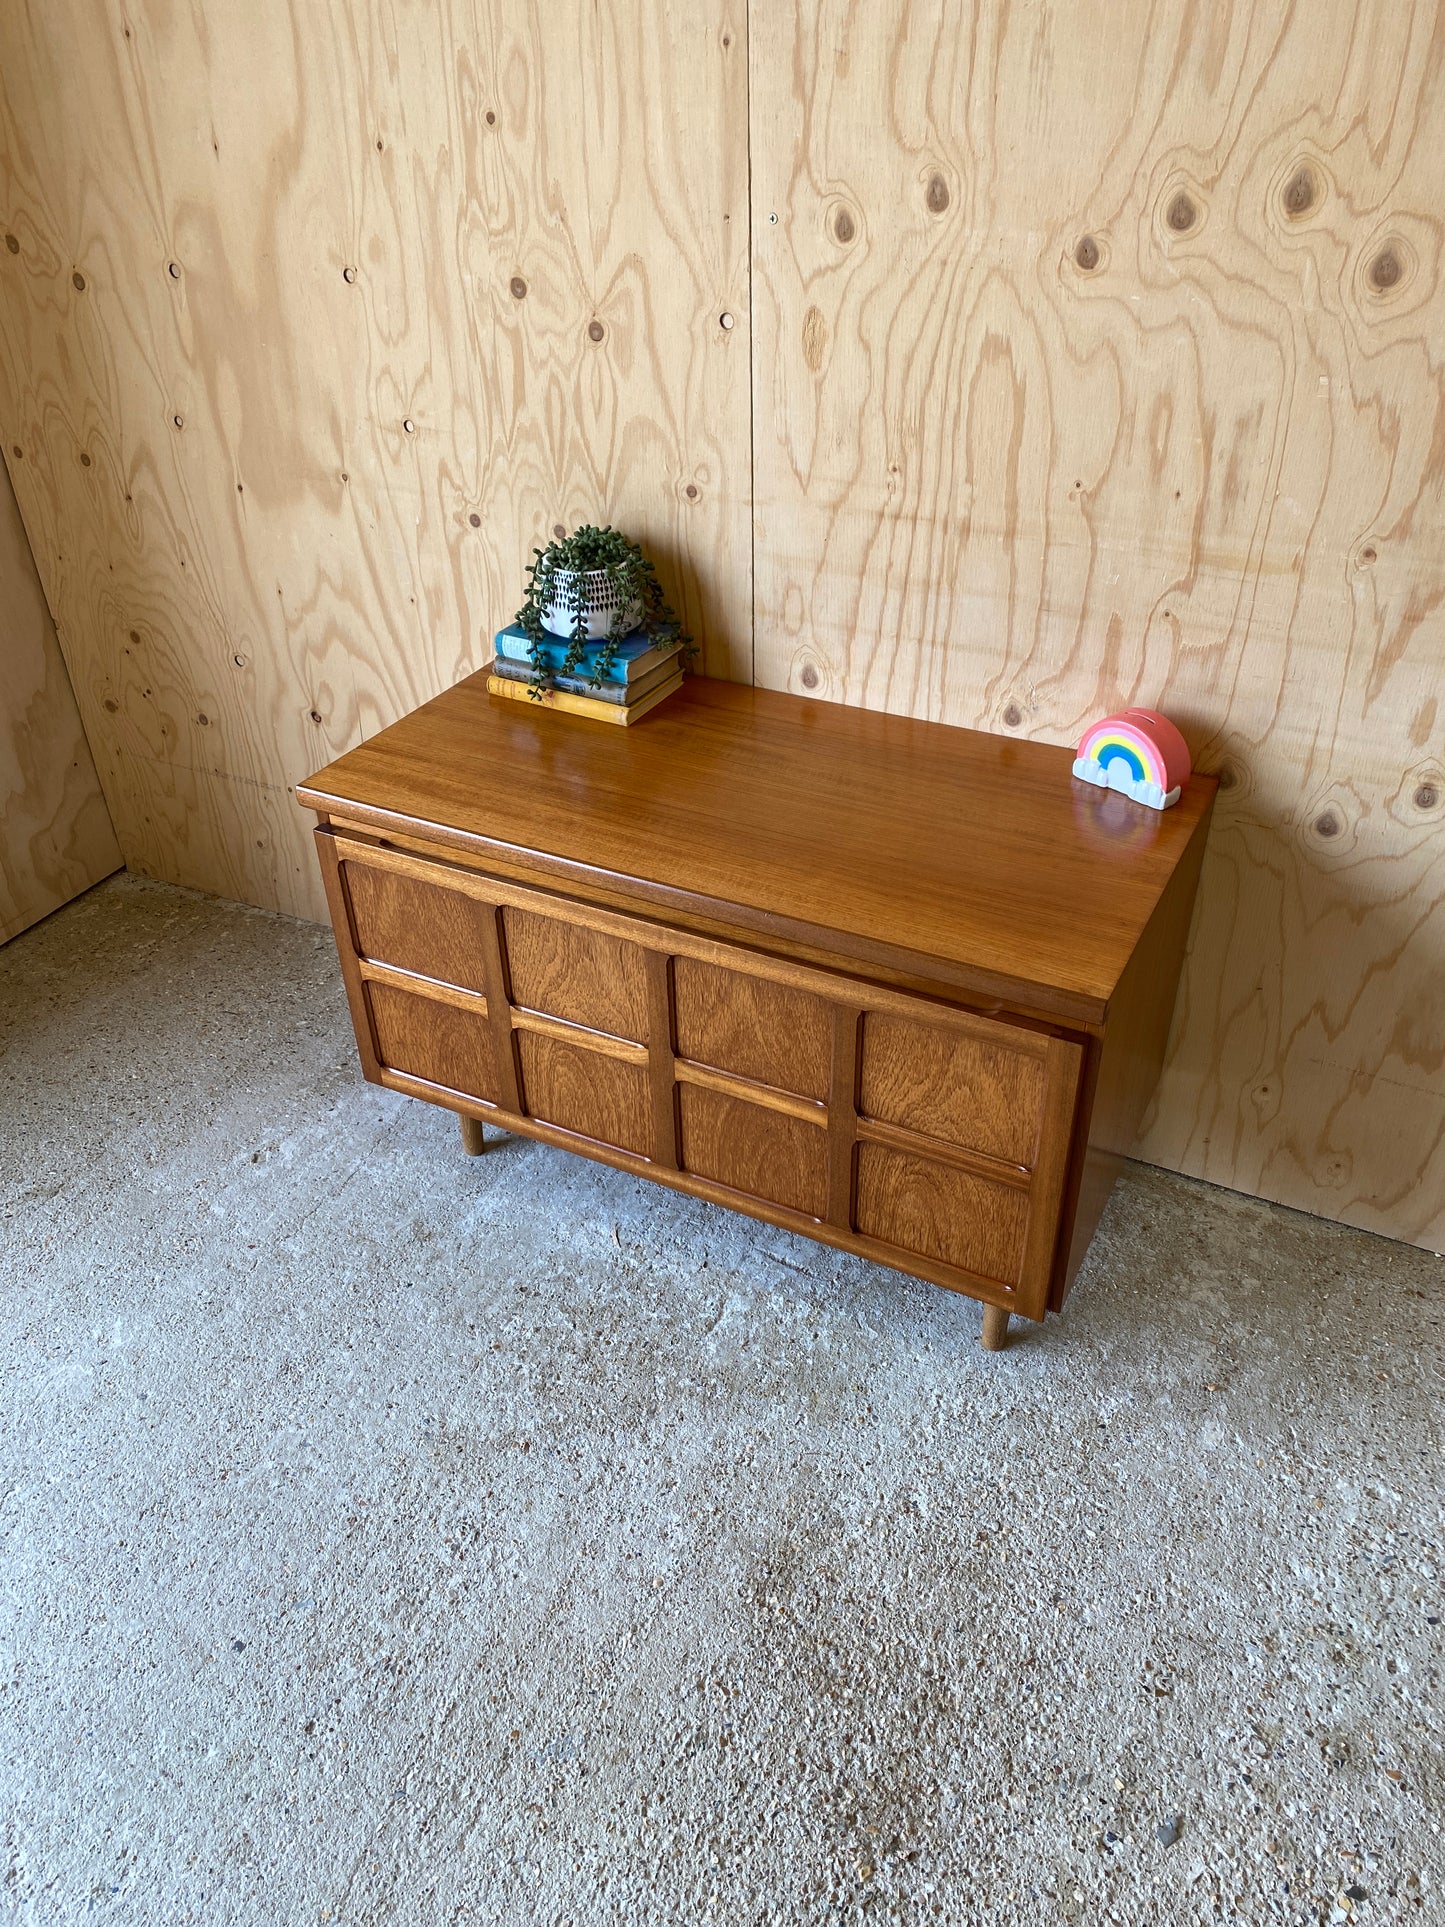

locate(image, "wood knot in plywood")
(1165, 190), (1197, 233)
(802, 305), (826, 372)
(1281, 165), (1318, 219)
(1369, 247), (1403, 291)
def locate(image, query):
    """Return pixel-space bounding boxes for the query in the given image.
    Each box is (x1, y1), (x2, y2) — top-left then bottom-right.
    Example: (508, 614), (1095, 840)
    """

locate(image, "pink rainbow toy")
(1072, 708), (1191, 811)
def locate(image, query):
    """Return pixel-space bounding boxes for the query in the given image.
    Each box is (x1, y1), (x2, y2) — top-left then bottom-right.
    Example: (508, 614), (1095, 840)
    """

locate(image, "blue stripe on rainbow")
(1076, 724), (1167, 790)
(1073, 709), (1190, 812)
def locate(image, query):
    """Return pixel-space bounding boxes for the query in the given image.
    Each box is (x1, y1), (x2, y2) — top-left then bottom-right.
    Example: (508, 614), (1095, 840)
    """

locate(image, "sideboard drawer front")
(673, 956), (832, 1101)
(503, 905), (650, 1043)
(855, 1142), (1029, 1287)
(860, 1010), (1047, 1167)
(346, 859), (491, 996)
(516, 1029), (652, 1155)
(368, 981), (498, 1102)
(679, 1084), (829, 1218)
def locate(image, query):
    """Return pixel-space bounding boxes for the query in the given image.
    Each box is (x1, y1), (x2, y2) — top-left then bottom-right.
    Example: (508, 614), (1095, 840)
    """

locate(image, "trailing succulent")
(515, 524), (691, 695)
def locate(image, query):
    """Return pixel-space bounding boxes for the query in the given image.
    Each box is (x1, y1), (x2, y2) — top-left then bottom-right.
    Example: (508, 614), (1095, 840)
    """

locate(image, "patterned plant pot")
(541, 568), (641, 640)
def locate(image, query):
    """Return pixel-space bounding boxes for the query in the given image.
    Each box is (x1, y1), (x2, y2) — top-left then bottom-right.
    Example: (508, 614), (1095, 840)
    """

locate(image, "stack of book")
(487, 623), (685, 725)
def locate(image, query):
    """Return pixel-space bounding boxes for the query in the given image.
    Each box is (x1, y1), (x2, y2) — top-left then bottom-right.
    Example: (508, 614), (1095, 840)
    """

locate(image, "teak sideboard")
(298, 674), (1215, 1349)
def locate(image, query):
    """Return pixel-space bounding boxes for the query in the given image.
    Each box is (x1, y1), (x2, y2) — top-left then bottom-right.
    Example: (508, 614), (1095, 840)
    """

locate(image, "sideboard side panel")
(1058, 797), (1215, 1303)
(315, 827), (383, 1083)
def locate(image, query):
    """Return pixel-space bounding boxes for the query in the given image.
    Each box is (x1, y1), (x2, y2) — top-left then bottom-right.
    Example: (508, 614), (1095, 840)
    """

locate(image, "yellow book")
(486, 667), (683, 726)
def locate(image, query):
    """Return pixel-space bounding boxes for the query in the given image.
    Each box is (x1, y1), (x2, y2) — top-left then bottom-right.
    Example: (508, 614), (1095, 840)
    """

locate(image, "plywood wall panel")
(0, 0), (751, 925)
(0, 453), (120, 942)
(2, 0), (1441, 1247)
(750, 1), (1445, 1249)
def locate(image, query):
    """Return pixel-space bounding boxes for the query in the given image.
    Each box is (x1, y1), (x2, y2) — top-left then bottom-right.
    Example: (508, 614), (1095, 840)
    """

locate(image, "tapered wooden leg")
(459, 1113), (487, 1156)
(981, 1304), (1010, 1352)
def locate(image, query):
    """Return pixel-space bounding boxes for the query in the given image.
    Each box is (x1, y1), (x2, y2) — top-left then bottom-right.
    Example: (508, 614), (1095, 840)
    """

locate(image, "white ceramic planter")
(541, 568), (641, 641)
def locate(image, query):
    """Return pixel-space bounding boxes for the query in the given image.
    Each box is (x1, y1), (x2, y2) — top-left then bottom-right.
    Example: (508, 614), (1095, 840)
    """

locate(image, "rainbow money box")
(1072, 708), (1191, 811)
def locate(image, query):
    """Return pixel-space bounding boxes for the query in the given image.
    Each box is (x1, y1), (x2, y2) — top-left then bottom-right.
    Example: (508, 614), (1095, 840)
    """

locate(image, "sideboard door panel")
(673, 956), (832, 1100)
(345, 860), (492, 997)
(859, 1010), (1048, 1168)
(367, 981), (499, 1103)
(503, 905), (650, 1042)
(316, 829), (1083, 1320)
(678, 1083), (829, 1218)
(515, 1029), (653, 1155)
(855, 1141), (1029, 1286)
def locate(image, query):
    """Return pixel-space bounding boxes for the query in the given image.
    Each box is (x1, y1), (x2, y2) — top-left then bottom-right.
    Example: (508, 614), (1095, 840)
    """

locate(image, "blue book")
(490, 655), (682, 705)
(494, 622), (680, 684)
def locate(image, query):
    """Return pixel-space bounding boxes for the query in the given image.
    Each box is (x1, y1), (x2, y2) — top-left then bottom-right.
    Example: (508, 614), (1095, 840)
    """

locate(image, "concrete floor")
(1, 875), (1441, 1926)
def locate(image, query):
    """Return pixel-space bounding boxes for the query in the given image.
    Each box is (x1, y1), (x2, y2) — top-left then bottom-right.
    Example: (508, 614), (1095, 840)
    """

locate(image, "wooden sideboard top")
(297, 672), (1216, 1025)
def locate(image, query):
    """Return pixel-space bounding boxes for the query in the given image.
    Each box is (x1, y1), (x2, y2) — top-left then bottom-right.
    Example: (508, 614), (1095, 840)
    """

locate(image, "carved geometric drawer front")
(673, 956), (831, 1100)
(515, 1029), (653, 1156)
(347, 861), (492, 996)
(678, 1084), (829, 1218)
(854, 1142), (1029, 1286)
(366, 981), (499, 1102)
(503, 906), (649, 1042)
(319, 833), (1084, 1320)
(859, 1011), (1048, 1167)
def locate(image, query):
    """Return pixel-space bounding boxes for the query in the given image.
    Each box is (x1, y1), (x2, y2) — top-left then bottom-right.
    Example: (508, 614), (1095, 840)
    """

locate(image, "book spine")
(492, 661), (628, 704)
(493, 629), (678, 680)
(486, 674), (630, 726)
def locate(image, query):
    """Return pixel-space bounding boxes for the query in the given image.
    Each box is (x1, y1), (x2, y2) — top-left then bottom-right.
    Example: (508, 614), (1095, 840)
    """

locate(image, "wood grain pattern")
(367, 979), (499, 1102)
(301, 674), (1216, 1024)
(854, 1143), (1028, 1294)
(678, 1082), (830, 1219)
(5, 0), (1440, 1245)
(515, 1028), (653, 1155)
(826, 1004), (861, 1230)
(674, 953), (833, 1098)
(308, 709), (1117, 1323)
(344, 857), (492, 995)
(644, 948), (681, 1169)
(503, 905), (650, 1042)
(859, 1009), (1049, 1167)
(750, 1), (1445, 1248)
(674, 1057), (828, 1127)
(0, 454), (119, 942)
(0, 0), (750, 921)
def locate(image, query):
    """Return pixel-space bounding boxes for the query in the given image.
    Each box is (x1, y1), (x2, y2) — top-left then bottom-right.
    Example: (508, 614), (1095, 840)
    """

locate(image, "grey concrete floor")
(1, 875), (1442, 1927)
